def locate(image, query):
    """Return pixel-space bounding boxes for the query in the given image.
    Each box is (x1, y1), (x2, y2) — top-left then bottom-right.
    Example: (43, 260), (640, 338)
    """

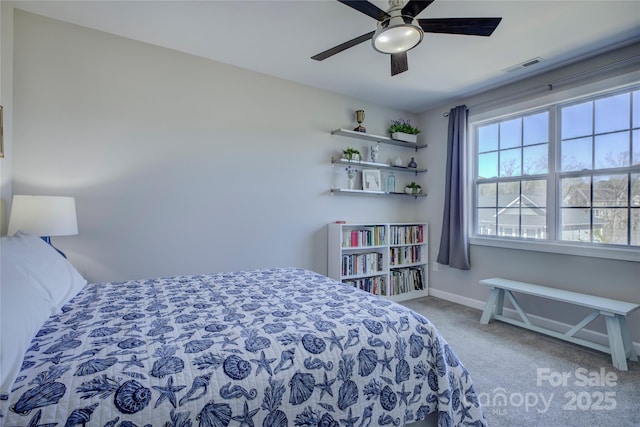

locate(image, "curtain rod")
(442, 54), (640, 117)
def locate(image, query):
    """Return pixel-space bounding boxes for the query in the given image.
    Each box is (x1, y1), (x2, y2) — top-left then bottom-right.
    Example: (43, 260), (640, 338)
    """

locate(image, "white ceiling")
(9, 0), (640, 113)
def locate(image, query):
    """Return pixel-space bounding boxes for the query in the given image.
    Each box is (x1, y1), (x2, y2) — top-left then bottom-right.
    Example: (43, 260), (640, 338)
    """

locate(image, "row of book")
(389, 267), (425, 295)
(389, 245), (422, 266)
(389, 225), (424, 245)
(341, 226), (386, 248)
(341, 252), (383, 276)
(343, 276), (387, 296)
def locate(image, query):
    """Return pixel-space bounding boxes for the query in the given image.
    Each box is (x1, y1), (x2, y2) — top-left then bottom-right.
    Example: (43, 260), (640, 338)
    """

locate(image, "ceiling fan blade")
(337, 0), (390, 21)
(311, 31), (375, 61)
(401, 0), (435, 18)
(391, 52), (409, 76)
(418, 17), (502, 36)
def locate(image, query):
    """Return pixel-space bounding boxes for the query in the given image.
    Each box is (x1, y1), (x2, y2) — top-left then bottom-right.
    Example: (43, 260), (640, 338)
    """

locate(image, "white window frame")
(467, 73), (640, 263)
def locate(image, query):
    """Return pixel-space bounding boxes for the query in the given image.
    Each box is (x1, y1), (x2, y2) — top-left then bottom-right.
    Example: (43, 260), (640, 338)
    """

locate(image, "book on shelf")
(390, 224), (424, 245)
(341, 252), (383, 276)
(389, 267), (424, 295)
(390, 245), (422, 266)
(344, 276), (387, 296)
(341, 226), (386, 248)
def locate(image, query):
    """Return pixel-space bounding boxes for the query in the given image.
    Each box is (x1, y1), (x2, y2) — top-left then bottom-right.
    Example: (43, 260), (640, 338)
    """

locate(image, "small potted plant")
(388, 118), (421, 143)
(342, 147), (361, 162)
(405, 181), (422, 195)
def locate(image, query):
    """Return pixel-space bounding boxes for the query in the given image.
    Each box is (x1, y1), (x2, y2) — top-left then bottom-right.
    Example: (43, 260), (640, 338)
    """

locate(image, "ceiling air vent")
(503, 57), (543, 73)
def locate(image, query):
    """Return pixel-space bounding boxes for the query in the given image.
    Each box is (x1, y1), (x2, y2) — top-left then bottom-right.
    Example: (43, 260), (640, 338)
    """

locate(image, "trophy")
(354, 110), (366, 132)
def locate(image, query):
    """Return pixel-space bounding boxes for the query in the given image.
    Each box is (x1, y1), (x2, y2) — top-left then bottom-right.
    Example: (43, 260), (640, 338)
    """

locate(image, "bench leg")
(496, 289), (505, 316)
(619, 316), (638, 362)
(604, 314), (628, 371)
(481, 288), (502, 324)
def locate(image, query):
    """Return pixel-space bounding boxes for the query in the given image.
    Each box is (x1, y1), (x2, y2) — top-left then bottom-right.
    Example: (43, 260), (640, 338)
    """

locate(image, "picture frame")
(362, 169), (381, 191)
(0, 105), (4, 158)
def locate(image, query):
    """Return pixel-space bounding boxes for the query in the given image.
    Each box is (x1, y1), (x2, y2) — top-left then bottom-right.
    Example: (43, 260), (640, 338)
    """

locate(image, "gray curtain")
(437, 105), (470, 270)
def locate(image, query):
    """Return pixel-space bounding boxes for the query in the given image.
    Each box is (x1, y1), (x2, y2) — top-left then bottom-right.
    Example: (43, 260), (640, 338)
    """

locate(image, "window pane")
(561, 137), (592, 171)
(632, 174), (640, 207)
(477, 208), (497, 236)
(497, 208), (520, 237)
(561, 208), (591, 242)
(594, 131), (630, 169)
(498, 181), (520, 207)
(522, 179), (546, 207)
(478, 152), (498, 178)
(633, 90), (639, 128)
(500, 118), (521, 149)
(523, 112), (548, 146)
(478, 123), (498, 153)
(522, 208), (546, 239)
(594, 175), (628, 207)
(561, 177), (591, 207)
(500, 148), (521, 177)
(523, 144), (548, 174)
(596, 208), (628, 244)
(477, 183), (496, 207)
(632, 208), (640, 246)
(595, 93), (630, 134)
(633, 129), (639, 165)
(562, 101), (592, 139)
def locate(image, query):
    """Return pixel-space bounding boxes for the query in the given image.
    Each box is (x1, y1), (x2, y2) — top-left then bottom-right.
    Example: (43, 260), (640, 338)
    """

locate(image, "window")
(472, 86), (640, 255)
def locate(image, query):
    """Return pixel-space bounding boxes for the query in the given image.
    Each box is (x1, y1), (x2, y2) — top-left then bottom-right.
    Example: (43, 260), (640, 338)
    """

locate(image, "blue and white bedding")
(0, 267), (486, 426)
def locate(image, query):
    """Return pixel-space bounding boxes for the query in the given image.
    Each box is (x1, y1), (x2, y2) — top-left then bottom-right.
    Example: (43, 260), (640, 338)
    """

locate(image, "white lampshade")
(8, 195), (78, 237)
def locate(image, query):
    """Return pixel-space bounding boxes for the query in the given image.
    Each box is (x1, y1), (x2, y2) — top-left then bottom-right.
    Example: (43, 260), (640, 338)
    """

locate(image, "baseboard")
(428, 287), (640, 356)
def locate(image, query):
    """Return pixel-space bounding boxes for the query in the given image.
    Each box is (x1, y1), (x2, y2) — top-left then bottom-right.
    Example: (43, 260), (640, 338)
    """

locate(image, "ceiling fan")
(311, 0), (502, 76)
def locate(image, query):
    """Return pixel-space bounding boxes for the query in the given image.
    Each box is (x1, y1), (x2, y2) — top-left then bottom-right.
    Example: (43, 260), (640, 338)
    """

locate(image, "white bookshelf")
(328, 222), (428, 302)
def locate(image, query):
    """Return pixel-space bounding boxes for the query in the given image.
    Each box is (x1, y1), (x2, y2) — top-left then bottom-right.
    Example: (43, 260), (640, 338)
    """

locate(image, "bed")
(0, 232), (486, 426)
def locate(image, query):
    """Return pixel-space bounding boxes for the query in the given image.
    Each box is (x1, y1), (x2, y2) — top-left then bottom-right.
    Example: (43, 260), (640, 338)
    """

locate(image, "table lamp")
(7, 195), (78, 258)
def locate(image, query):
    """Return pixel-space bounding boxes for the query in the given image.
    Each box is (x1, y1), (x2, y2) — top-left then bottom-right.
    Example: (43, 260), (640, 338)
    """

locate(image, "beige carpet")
(400, 296), (640, 427)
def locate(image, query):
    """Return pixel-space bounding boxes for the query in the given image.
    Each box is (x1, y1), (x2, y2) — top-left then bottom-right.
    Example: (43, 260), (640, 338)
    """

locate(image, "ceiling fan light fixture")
(372, 17), (423, 54)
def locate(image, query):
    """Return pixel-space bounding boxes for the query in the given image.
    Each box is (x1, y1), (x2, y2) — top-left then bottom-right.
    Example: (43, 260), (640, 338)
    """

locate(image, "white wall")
(0, 2), (14, 234)
(10, 10), (426, 282)
(420, 43), (640, 344)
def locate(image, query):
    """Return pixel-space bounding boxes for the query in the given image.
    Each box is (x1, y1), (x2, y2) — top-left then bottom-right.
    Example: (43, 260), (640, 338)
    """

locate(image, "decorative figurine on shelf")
(387, 172), (396, 193)
(345, 165), (358, 189)
(354, 110), (366, 133)
(370, 144), (379, 163)
(408, 157), (417, 168)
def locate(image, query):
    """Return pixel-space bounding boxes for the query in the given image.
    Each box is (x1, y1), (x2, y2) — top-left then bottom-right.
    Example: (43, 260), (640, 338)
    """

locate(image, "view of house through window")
(473, 87), (639, 249)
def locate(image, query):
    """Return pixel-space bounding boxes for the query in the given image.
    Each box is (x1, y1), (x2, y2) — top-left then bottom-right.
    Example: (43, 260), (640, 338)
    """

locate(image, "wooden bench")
(479, 277), (639, 370)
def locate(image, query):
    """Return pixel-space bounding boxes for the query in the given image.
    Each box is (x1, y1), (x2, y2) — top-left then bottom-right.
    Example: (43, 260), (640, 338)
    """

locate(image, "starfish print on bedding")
(220, 336), (239, 348)
(152, 376), (186, 409)
(316, 372), (336, 400)
(119, 354), (149, 369)
(397, 383), (410, 407)
(340, 408), (359, 427)
(250, 351), (276, 376)
(231, 401), (259, 427)
(384, 319), (398, 334)
(378, 351), (393, 373)
(326, 330), (344, 352)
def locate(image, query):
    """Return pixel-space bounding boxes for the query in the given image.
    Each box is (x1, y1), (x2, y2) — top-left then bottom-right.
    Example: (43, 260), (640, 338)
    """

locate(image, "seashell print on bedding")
(0, 268), (486, 426)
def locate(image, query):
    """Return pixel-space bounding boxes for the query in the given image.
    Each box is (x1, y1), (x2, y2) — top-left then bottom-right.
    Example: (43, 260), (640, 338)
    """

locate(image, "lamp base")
(41, 236), (67, 258)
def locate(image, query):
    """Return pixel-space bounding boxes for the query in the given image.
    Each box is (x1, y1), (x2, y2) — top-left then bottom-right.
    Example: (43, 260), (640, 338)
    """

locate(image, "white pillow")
(5, 231), (87, 310)
(0, 232), (87, 393)
(0, 250), (58, 393)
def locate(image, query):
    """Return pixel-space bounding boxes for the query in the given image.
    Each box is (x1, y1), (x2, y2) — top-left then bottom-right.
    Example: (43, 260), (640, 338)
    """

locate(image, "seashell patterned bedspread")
(0, 268), (486, 426)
